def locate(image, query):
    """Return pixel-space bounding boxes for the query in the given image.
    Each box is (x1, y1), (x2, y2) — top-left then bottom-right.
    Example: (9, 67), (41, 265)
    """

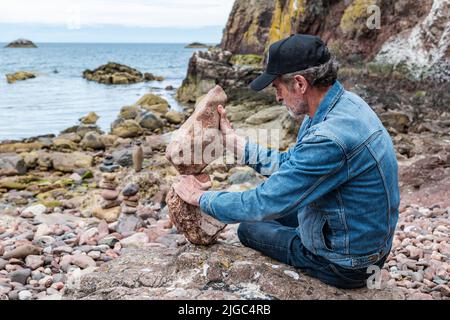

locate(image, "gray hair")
(280, 57), (340, 88)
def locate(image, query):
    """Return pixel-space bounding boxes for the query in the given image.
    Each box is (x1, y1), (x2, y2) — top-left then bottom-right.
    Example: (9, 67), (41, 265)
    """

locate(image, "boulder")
(111, 120), (143, 138)
(166, 85), (227, 175)
(63, 243), (410, 300)
(143, 73), (164, 81)
(80, 132), (105, 150)
(51, 152), (93, 173)
(52, 138), (78, 151)
(135, 94), (170, 114)
(79, 112), (99, 125)
(6, 71), (36, 84)
(166, 174), (226, 245)
(137, 112), (164, 131)
(119, 106), (140, 120)
(92, 207), (121, 223)
(0, 153), (26, 176)
(164, 111), (184, 124)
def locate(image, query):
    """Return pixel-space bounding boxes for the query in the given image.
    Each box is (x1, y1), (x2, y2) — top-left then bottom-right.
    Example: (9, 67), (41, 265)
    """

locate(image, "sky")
(0, 0), (235, 43)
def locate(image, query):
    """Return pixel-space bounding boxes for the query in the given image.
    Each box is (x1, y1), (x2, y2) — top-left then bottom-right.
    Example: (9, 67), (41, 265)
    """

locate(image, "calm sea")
(0, 43), (205, 141)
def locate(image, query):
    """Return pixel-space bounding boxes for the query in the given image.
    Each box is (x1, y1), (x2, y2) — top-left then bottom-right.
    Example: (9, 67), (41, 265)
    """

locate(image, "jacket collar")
(309, 80), (344, 127)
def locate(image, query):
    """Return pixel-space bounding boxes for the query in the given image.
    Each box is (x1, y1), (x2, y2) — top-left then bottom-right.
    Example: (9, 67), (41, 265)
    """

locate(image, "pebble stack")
(99, 173), (121, 210)
(121, 183), (139, 214)
(99, 154), (119, 173)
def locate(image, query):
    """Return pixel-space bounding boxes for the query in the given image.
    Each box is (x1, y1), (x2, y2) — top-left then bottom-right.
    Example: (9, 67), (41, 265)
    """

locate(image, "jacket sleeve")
(243, 141), (294, 177)
(200, 133), (348, 224)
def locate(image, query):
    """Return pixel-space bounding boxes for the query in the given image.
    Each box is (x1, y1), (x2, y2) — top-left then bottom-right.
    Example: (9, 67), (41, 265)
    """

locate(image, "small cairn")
(117, 183), (142, 234)
(100, 154), (120, 173)
(99, 173), (121, 209)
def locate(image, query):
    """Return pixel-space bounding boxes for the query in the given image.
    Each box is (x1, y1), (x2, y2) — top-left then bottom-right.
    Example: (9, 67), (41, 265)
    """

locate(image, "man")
(174, 34), (400, 289)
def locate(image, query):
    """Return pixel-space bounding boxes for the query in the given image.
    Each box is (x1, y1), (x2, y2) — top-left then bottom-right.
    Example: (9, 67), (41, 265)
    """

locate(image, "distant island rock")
(6, 71), (37, 84)
(5, 39), (37, 48)
(82, 62), (164, 85)
(185, 42), (210, 49)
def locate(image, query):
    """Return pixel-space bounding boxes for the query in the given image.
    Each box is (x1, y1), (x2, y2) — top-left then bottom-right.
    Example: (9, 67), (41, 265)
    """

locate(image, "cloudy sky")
(0, 0), (235, 42)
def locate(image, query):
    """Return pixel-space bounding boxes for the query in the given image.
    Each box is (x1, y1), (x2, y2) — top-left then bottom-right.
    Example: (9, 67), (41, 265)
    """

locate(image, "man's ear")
(293, 75), (308, 95)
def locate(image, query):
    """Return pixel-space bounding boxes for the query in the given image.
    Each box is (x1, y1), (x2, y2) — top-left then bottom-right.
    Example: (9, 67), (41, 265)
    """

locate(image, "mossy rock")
(135, 94), (169, 114)
(340, 0), (377, 35)
(230, 54), (263, 67)
(0, 180), (27, 190)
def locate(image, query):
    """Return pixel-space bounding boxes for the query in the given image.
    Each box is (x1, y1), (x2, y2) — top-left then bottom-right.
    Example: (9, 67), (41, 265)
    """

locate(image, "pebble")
(22, 204), (47, 217)
(25, 255), (44, 270)
(122, 183), (139, 197)
(34, 224), (52, 239)
(71, 254), (96, 269)
(8, 269), (31, 285)
(53, 246), (73, 255)
(79, 227), (98, 245)
(0, 243), (4, 256)
(120, 232), (148, 248)
(18, 290), (33, 300)
(101, 190), (119, 201)
(2, 244), (41, 260)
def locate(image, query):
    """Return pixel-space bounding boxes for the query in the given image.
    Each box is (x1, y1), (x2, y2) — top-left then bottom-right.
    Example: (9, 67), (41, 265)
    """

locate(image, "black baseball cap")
(250, 34), (331, 91)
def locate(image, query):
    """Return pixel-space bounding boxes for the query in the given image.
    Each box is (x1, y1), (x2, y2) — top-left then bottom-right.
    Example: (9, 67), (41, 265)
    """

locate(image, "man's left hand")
(173, 175), (212, 206)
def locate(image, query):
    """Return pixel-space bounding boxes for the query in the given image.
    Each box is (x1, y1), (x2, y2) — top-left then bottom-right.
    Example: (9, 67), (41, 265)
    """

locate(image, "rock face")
(375, 0), (450, 82)
(5, 39), (37, 48)
(6, 71), (36, 84)
(82, 62), (143, 85)
(176, 49), (263, 103)
(220, 0), (275, 55)
(63, 243), (409, 300)
(167, 85), (227, 174)
(166, 175), (226, 245)
(218, 0), (447, 80)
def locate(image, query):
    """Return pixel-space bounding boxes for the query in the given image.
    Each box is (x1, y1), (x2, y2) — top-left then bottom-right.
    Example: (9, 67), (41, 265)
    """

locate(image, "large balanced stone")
(166, 174), (225, 245)
(166, 85), (227, 175)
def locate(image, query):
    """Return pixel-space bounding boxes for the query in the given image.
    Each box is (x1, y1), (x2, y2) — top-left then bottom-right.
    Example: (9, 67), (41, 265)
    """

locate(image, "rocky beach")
(1, 0), (449, 300)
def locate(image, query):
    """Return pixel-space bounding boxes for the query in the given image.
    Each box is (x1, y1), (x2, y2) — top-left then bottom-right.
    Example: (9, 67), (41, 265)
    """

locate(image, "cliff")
(218, 0), (448, 80)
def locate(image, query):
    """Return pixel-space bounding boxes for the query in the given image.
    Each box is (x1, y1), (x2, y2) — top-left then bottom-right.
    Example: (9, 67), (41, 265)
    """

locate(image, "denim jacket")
(200, 81), (400, 269)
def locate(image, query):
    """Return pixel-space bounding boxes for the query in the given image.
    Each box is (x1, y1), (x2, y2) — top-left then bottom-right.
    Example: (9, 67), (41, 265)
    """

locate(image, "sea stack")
(165, 85), (227, 245)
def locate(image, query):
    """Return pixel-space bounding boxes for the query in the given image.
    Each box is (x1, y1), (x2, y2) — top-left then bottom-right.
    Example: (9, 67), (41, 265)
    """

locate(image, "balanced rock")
(166, 85), (227, 175)
(79, 112), (99, 125)
(166, 174), (226, 245)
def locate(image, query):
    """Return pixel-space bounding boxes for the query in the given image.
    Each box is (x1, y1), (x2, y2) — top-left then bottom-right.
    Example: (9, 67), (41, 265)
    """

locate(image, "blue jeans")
(237, 210), (388, 289)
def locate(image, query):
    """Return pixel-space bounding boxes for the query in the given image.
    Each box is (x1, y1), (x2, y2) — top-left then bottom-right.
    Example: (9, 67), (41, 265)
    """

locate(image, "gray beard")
(284, 102), (307, 120)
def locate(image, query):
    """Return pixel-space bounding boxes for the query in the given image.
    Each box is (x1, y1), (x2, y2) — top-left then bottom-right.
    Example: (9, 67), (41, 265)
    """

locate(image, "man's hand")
(173, 175), (212, 206)
(218, 105), (246, 161)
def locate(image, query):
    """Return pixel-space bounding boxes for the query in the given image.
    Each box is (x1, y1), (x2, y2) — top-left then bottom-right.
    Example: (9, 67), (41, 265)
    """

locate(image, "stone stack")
(99, 174), (120, 209)
(121, 183), (139, 214)
(117, 183), (142, 234)
(166, 85), (227, 245)
(100, 154), (120, 173)
(92, 173), (121, 223)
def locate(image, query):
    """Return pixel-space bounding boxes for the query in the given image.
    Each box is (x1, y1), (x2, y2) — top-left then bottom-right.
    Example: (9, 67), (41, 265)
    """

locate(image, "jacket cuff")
(199, 191), (218, 218)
